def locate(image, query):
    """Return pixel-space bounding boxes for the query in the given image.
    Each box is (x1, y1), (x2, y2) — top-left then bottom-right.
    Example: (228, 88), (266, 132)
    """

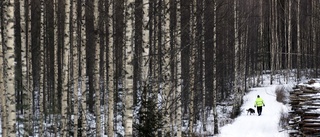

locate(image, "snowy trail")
(218, 85), (289, 137)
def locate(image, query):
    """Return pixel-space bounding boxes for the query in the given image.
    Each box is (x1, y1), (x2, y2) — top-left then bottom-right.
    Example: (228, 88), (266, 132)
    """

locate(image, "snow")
(3, 73), (318, 136)
(217, 83), (292, 137)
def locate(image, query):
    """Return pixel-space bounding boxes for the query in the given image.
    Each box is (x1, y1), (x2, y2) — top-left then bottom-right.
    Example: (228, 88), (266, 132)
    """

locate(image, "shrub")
(278, 109), (289, 131)
(275, 86), (289, 104)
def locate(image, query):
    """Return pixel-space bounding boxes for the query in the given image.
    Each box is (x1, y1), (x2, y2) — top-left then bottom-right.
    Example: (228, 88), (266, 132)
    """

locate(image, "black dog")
(246, 108), (255, 115)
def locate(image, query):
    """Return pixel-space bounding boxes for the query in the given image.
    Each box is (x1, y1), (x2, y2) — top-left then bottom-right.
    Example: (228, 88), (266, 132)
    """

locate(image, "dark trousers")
(257, 106), (262, 115)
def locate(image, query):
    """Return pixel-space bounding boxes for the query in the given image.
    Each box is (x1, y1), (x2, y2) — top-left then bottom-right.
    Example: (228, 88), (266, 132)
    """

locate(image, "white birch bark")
(102, 1), (108, 135)
(0, 7), (5, 137)
(80, 0), (87, 135)
(176, 1), (182, 136)
(39, 0), (44, 135)
(5, 0), (16, 136)
(61, 0), (71, 136)
(72, 0), (79, 136)
(107, 0), (114, 136)
(53, 0), (59, 134)
(27, 0), (33, 134)
(141, 1), (150, 134)
(124, 0), (134, 136)
(162, 0), (172, 135)
(94, 0), (101, 135)
(213, 1), (218, 134)
(142, 0), (149, 83)
(20, 0), (30, 136)
(2, 0), (9, 135)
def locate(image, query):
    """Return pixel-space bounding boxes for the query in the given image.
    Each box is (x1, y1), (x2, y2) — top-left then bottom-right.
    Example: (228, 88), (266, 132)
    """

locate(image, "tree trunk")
(163, 0), (172, 135)
(124, 0), (134, 136)
(39, 0), (44, 135)
(5, 0), (16, 136)
(61, 0), (70, 136)
(80, 0), (87, 135)
(287, 0), (292, 83)
(257, 0), (263, 86)
(176, 1), (182, 136)
(107, 0), (114, 136)
(0, 5), (6, 136)
(213, 0), (218, 134)
(141, 0), (149, 88)
(94, 0), (101, 135)
(188, 0), (195, 135)
(53, 0), (59, 134)
(20, 0), (31, 135)
(296, 0), (301, 82)
(72, 0), (79, 136)
(102, 0), (107, 135)
(181, 0), (190, 116)
(27, 0), (33, 134)
(233, 0), (242, 116)
(312, 0), (316, 77)
(270, 0), (275, 84)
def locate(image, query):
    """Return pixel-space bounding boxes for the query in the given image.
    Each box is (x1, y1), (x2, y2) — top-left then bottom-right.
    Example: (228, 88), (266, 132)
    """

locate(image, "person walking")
(254, 95), (265, 116)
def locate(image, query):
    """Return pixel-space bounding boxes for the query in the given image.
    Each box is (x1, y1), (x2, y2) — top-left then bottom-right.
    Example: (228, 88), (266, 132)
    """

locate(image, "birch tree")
(0, 5), (6, 136)
(151, 0), (160, 108)
(61, 0), (70, 136)
(231, 0), (243, 117)
(5, 0), (16, 136)
(141, 0), (149, 104)
(107, 0), (114, 136)
(269, 0), (275, 84)
(124, 0), (134, 136)
(2, 0), (9, 135)
(20, 0), (30, 136)
(93, 0), (101, 135)
(80, 0), (87, 135)
(312, 0), (317, 76)
(213, 0), (218, 134)
(39, 0), (44, 135)
(287, 0), (292, 83)
(26, 0), (33, 134)
(176, 0), (182, 136)
(296, 0), (301, 81)
(53, 0), (59, 134)
(101, 0), (107, 135)
(257, 0), (263, 86)
(162, 0), (172, 135)
(72, 0), (79, 136)
(188, 0), (195, 135)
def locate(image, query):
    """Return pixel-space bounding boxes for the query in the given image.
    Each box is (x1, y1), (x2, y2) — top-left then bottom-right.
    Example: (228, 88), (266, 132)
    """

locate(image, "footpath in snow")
(217, 85), (290, 137)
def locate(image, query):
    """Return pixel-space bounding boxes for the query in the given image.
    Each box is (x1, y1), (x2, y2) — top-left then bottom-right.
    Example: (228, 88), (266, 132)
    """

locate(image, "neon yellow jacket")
(255, 97), (264, 107)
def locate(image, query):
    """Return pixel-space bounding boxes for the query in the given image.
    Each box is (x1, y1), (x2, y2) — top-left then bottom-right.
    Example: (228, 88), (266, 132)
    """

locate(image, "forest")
(0, 0), (319, 136)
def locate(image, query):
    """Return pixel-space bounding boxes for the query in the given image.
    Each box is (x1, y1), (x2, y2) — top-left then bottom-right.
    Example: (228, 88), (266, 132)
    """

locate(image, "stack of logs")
(289, 80), (320, 136)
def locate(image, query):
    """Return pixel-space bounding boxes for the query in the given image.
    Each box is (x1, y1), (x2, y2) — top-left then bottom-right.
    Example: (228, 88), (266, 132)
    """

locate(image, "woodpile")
(289, 80), (320, 136)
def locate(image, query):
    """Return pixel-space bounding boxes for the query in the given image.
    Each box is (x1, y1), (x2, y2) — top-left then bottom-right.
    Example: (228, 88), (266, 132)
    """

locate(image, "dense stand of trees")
(1, 0), (320, 136)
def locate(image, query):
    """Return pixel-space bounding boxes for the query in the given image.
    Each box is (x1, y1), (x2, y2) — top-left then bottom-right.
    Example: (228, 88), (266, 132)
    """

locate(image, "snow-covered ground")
(217, 81), (293, 137)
